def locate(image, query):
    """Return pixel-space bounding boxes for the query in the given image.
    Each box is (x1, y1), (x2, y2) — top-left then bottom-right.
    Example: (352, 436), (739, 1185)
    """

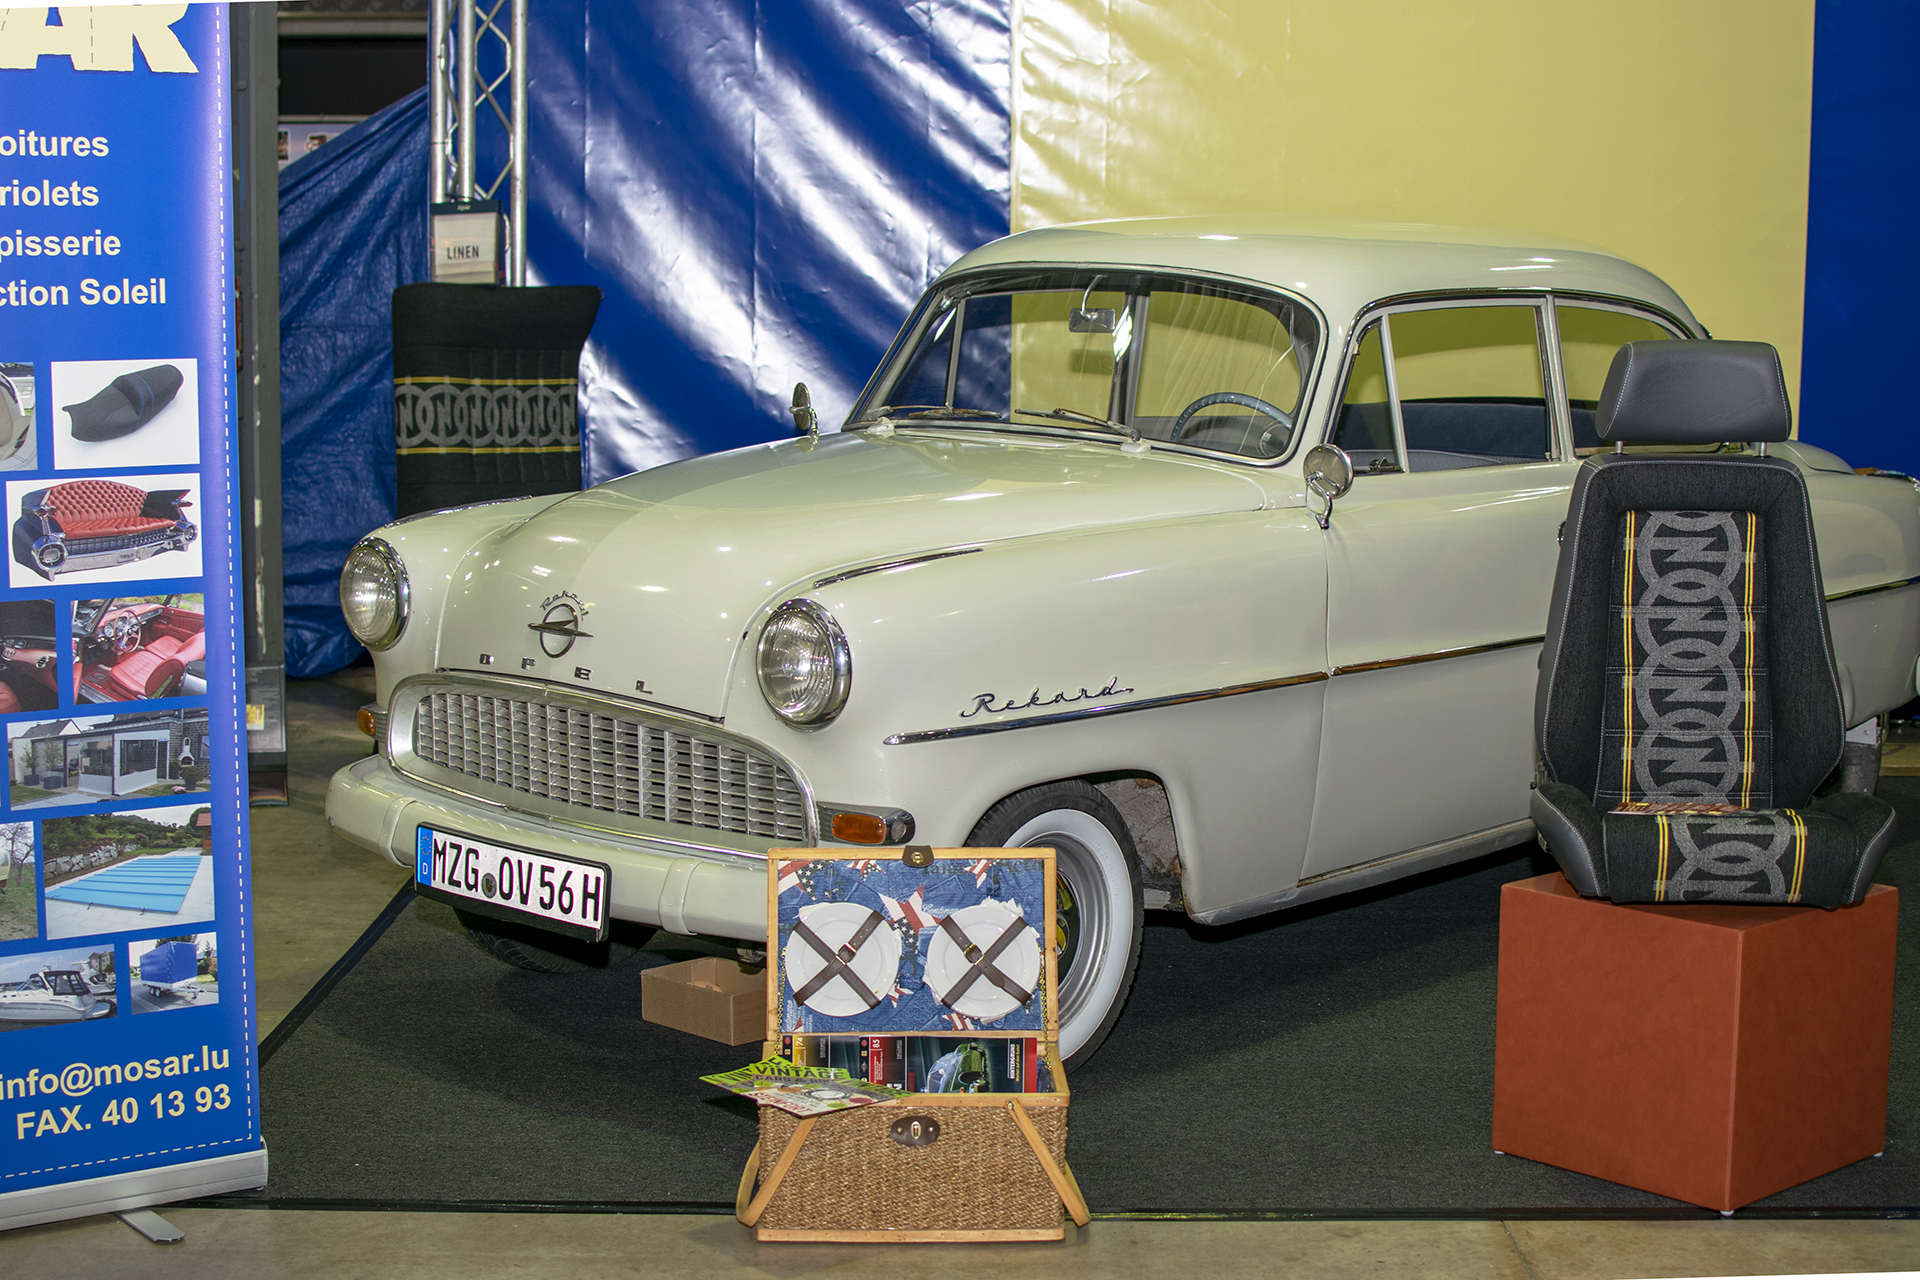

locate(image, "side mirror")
(790, 382), (819, 441)
(1302, 443), (1353, 530)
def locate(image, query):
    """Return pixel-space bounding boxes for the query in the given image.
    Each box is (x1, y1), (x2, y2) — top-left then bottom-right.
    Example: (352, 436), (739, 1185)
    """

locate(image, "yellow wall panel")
(1015, 0), (1816, 408)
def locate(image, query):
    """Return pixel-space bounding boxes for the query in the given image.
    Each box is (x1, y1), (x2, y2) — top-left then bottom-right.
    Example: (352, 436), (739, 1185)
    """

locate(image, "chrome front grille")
(407, 689), (807, 842)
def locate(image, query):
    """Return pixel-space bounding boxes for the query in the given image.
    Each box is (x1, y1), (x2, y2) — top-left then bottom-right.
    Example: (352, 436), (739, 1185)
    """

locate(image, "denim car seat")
(1531, 340), (1895, 908)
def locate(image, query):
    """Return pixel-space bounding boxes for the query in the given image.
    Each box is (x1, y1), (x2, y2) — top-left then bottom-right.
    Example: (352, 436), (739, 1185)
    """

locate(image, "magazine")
(700, 1056), (909, 1117)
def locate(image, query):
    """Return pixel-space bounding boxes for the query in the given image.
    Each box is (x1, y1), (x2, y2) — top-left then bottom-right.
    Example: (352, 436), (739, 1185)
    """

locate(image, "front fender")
(726, 508), (1332, 913)
(364, 493), (573, 706)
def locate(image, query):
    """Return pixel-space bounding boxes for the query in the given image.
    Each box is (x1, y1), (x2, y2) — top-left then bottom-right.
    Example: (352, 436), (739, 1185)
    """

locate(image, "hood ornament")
(529, 591), (592, 658)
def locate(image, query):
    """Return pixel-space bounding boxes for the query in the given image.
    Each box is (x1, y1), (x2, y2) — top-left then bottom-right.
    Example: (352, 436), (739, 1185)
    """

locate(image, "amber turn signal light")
(357, 706), (377, 738)
(830, 811), (888, 844)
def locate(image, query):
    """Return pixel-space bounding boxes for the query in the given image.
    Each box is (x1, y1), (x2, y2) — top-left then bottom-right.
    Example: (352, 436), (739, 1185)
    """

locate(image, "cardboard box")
(1492, 872), (1897, 1211)
(641, 956), (765, 1045)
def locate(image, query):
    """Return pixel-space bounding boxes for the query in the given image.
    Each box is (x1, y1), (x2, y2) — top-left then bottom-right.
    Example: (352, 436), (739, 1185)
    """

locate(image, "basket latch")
(889, 1116), (940, 1147)
(901, 844), (933, 868)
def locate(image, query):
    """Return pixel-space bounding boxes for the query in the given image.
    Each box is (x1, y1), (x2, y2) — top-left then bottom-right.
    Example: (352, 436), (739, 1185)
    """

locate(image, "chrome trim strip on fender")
(813, 546), (983, 588)
(884, 633), (1549, 745)
(1329, 634), (1546, 677)
(1825, 575), (1920, 605)
(883, 671), (1329, 746)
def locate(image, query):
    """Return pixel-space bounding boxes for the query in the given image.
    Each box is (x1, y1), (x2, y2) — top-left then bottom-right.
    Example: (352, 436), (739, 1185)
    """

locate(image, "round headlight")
(757, 600), (851, 726)
(340, 537), (409, 651)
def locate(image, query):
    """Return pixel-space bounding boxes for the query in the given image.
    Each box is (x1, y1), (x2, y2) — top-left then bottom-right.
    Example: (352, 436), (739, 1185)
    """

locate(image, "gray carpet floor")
(251, 782), (1920, 1212)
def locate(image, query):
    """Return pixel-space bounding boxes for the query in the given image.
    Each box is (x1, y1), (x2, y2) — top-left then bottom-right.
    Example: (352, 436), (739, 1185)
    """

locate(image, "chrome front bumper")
(27, 522), (197, 580)
(326, 754), (770, 941)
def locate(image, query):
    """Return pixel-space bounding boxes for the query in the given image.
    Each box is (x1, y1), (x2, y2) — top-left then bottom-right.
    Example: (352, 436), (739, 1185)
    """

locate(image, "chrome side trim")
(1330, 634), (1545, 677)
(1188, 818), (1537, 926)
(813, 546), (983, 588)
(884, 634), (1547, 745)
(1825, 576), (1920, 605)
(388, 671), (818, 848)
(883, 671), (1328, 746)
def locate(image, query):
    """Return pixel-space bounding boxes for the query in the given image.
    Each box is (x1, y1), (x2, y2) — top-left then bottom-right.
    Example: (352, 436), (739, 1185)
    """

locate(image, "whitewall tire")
(966, 780), (1143, 1069)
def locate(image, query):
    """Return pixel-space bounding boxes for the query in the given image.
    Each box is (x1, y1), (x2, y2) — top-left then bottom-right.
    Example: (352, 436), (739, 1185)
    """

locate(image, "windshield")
(855, 269), (1319, 461)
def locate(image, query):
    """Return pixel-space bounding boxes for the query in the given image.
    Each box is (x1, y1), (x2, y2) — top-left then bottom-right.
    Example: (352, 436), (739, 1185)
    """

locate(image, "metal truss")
(428, 0), (528, 284)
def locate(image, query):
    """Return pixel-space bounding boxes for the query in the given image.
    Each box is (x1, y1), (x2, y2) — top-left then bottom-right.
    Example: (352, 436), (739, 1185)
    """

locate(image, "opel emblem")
(529, 591), (592, 658)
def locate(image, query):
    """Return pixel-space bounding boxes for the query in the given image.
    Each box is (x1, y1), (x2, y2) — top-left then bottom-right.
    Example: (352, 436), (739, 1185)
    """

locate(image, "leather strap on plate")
(935, 913), (1034, 1009)
(791, 911), (884, 1009)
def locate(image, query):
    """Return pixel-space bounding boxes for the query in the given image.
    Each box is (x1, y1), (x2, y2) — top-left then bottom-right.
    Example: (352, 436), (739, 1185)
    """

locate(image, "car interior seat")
(107, 649), (187, 699)
(1531, 339), (1896, 907)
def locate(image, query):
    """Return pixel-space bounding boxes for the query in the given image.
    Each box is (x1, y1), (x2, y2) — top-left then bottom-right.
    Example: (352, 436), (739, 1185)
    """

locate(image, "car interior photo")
(0, 599), (58, 714)
(71, 595), (208, 703)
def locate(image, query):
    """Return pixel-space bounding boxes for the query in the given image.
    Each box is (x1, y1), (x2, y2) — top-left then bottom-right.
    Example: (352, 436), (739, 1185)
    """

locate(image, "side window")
(1386, 305), (1550, 471)
(1331, 322), (1398, 471)
(1556, 303), (1681, 450)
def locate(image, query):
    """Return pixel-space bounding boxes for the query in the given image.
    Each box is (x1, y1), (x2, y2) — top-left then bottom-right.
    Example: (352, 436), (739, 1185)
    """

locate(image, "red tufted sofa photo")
(11, 479), (197, 581)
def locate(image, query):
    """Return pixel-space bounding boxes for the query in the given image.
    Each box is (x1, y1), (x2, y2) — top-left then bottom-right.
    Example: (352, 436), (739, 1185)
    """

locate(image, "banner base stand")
(117, 1207), (185, 1243)
(0, 1148), (267, 1234)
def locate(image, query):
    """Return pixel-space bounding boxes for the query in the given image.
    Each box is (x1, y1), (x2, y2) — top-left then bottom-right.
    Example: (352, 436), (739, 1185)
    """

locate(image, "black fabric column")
(390, 284), (603, 518)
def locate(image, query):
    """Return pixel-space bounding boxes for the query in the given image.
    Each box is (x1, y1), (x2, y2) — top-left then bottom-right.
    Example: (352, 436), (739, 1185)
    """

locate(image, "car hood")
(435, 430), (1268, 718)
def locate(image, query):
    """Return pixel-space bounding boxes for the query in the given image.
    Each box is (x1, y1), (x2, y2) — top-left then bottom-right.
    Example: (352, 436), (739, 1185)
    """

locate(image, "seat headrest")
(1595, 339), (1792, 445)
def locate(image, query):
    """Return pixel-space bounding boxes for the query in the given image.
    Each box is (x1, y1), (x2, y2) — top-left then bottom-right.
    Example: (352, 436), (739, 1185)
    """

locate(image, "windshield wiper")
(852, 405), (1006, 426)
(906, 406), (1004, 420)
(1015, 406), (1142, 446)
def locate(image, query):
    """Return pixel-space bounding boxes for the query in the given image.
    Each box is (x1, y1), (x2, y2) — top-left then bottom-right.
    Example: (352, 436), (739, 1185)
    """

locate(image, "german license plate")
(414, 826), (609, 942)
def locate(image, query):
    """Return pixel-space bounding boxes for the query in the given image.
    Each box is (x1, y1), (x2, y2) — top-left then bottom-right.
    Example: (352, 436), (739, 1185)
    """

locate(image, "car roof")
(944, 217), (1702, 339)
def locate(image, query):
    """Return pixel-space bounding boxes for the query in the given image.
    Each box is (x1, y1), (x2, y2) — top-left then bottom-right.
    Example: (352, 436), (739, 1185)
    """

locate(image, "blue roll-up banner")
(0, 4), (268, 1229)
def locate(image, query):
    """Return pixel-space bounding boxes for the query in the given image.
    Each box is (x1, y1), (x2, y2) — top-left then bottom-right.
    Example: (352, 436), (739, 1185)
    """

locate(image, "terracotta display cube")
(1492, 872), (1897, 1211)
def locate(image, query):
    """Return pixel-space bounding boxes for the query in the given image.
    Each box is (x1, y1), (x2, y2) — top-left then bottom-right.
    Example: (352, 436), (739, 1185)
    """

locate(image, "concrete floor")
(246, 667), (409, 1038)
(8, 668), (1918, 1277)
(8, 1207), (1920, 1278)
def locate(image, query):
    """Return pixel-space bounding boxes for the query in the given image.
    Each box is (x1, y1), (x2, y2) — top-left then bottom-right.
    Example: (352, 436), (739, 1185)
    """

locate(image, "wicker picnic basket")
(735, 846), (1089, 1243)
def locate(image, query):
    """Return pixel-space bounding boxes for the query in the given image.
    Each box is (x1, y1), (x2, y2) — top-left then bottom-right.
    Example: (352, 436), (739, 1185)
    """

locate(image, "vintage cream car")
(327, 219), (1920, 1065)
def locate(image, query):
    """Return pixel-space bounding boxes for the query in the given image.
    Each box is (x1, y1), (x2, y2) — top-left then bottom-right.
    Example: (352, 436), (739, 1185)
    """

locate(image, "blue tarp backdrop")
(278, 0), (1012, 677)
(1799, 0), (1920, 479)
(278, 88), (431, 678)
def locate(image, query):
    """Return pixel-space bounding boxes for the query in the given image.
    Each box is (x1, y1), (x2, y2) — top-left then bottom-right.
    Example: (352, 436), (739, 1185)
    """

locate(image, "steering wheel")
(110, 616), (141, 657)
(1172, 392), (1294, 442)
